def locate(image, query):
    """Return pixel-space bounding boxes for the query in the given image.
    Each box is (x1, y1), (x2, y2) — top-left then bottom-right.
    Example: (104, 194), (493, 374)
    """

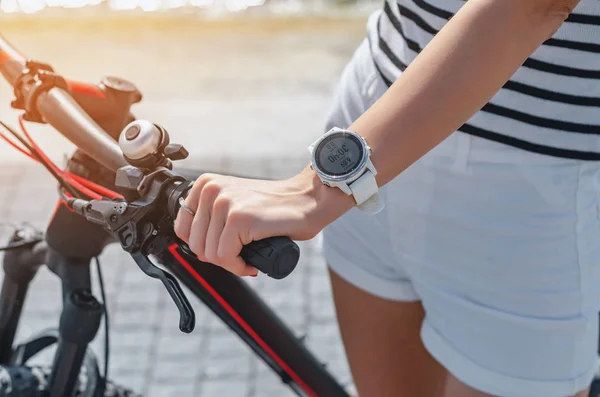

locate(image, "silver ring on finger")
(178, 197), (196, 216)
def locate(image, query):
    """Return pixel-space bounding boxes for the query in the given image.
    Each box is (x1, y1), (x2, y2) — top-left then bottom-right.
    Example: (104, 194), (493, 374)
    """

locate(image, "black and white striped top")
(367, 0), (600, 160)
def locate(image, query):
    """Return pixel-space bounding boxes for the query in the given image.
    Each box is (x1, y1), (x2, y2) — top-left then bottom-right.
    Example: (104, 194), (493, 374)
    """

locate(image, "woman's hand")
(174, 166), (354, 276)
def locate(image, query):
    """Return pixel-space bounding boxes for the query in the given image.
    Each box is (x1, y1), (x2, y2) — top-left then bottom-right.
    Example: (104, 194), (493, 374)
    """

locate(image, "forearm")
(351, 0), (579, 186)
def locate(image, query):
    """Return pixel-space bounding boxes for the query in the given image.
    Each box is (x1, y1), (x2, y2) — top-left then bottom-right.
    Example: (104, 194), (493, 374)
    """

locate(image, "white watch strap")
(349, 170), (384, 214)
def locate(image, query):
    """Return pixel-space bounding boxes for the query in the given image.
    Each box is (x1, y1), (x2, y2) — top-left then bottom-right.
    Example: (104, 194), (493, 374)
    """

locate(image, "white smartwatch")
(309, 127), (384, 214)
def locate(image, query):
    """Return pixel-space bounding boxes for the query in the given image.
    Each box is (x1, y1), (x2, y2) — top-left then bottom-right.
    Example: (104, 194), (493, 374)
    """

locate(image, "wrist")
(289, 166), (355, 230)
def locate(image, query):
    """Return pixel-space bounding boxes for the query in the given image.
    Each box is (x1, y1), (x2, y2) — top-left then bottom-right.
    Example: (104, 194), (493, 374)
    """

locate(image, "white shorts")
(323, 39), (600, 397)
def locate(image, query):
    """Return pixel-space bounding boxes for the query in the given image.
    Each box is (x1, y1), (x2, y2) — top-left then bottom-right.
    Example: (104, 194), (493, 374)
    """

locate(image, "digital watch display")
(313, 132), (365, 177)
(309, 128), (383, 214)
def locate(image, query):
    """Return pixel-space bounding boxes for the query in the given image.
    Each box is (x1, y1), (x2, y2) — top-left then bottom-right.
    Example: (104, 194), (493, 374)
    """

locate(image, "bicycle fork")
(0, 228), (46, 363)
(45, 250), (103, 397)
(0, 226), (104, 397)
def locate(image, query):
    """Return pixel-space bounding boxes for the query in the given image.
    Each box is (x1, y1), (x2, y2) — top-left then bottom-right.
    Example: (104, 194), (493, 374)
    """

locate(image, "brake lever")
(130, 252), (195, 333)
(69, 197), (196, 333)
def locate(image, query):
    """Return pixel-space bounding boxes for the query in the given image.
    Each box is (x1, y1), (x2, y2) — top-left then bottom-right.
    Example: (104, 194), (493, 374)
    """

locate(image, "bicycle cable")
(16, 116), (106, 201)
(94, 256), (110, 397)
(0, 117), (124, 203)
(0, 119), (80, 198)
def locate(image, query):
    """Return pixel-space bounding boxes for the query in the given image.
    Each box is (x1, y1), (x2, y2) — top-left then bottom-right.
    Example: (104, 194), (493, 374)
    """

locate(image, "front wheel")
(0, 365), (140, 397)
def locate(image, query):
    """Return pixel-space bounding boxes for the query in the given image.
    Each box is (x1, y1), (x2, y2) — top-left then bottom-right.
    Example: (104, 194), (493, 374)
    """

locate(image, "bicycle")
(0, 34), (352, 397)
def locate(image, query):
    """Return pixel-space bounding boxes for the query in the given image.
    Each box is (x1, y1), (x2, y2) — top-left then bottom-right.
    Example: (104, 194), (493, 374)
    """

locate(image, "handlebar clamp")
(11, 60), (69, 123)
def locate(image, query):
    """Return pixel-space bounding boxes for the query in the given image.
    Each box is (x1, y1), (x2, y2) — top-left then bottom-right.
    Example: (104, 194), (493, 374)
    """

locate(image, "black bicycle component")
(131, 252), (195, 333)
(48, 289), (103, 397)
(240, 238), (300, 280)
(0, 364), (139, 397)
(34, 241), (112, 397)
(0, 248), (135, 397)
(69, 167), (197, 333)
(0, 275), (30, 362)
(11, 329), (59, 366)
(0, 228), (46, 363)
(4, 328), (136, 397)
(0, 365), (43, 396)
(46, 204), (114, 259)
(42, 213), (114, 397)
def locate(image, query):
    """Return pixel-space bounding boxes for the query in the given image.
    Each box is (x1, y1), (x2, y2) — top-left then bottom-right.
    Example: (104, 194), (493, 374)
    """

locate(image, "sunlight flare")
(1, 0), (266, 13)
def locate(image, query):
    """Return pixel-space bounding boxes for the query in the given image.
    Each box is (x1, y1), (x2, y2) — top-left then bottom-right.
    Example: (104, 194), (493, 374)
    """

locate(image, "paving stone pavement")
(0, 158), (353, 397)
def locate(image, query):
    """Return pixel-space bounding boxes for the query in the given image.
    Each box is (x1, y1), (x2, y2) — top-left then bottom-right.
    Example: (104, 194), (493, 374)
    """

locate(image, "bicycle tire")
(0, 365), (140, 397)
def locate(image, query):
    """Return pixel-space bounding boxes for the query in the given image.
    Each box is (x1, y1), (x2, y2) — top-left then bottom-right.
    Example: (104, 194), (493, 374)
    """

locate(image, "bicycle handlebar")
(0, 36), (25, 86)
(36, 89), (128, 171)
(0, 35), (127, 171)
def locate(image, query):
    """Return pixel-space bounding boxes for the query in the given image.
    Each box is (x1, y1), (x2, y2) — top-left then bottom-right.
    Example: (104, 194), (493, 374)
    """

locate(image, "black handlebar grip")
(240, 237), (300, 280)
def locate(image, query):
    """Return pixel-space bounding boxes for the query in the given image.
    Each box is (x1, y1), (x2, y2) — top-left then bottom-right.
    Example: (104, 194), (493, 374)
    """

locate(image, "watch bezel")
(311, 129), (369, 183)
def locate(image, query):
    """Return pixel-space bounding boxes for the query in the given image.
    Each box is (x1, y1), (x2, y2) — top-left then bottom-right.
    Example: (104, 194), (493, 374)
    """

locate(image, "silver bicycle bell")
(118, 120), (188, 169)
(119, 119), (166, 163)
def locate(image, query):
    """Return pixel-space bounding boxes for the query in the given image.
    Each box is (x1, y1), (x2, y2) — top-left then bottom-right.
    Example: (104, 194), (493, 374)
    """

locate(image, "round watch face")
(314, 132), (365, 177)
